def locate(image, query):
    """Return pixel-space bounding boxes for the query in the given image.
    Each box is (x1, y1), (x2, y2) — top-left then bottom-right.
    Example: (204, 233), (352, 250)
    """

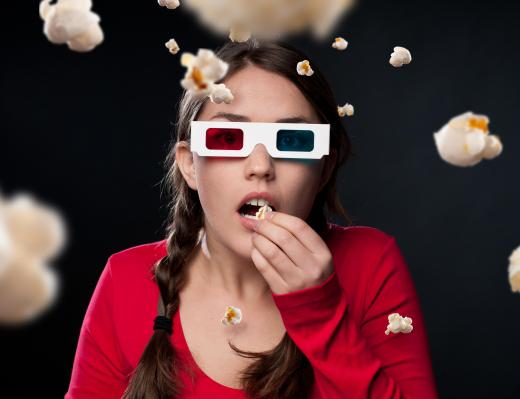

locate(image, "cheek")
(282, 176), (318, 207)
(196, 164), (241, 212)
(279, 159), (323, 184)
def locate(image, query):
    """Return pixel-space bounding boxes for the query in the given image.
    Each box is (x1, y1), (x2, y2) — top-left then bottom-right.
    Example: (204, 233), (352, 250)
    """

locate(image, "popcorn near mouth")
(255, 204), (271, 220)
(239, 202), (273, 221)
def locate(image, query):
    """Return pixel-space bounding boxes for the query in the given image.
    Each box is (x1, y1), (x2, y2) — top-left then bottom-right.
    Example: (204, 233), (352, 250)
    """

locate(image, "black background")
(1, 0), (519, 397)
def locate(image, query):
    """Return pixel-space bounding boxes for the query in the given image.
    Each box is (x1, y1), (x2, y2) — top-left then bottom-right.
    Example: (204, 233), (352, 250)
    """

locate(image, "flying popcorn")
(338, 102), (354, 117)
(5, 194), (66, 260)
(332, 37), (348, 50)
(508, 245), (520, 293)
(385, 313), (413, 335)
(221, 305), (242, 326)
(182, 0), (357, 41)
(389, 46), (412, 67)
(165, 38), (180, 55)
(39, 0), (104, 53)
(209, 83), (234, 104)
(0, 194), (12, 278)
(229, 25), (252, 43)
(297, 60), (314, 76)
(0, 257), (59, 325)
(433, 111), (503, 167)
(180, 49), (229, 98)
(158, 0), (180, 9)
(0, 190), (67, 325)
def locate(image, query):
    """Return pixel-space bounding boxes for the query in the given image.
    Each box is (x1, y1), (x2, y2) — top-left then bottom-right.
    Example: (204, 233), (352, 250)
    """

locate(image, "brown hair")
(122, 38), (353, 399)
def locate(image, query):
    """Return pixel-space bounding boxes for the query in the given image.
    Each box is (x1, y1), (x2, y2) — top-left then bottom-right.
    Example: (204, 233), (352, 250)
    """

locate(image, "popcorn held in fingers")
(229, 25), (252, 43)
(297, 60), (314, 76)
(508, 245), (520, 293)
(338, 102), (354, 117)
(39, 0), (104, 53)
(158, 0), (180, 9)
(182, 0), (356, 41)
(241, 202), (273, 221)
(165, 38), (180, 55)
(255, 204), (273, 220)
(389, 46), (412, 67)
(209, 83), (234, 104)
(433, 111), (503, 167)
(332, 37), (348, 50)
(180, 49), (229, 98)
(221, 305), (242, 326)
(385, 313), (413, 335)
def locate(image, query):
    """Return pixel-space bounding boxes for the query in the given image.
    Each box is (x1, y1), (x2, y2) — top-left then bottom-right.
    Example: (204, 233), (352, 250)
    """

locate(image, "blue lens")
(276, 130), (314, 152)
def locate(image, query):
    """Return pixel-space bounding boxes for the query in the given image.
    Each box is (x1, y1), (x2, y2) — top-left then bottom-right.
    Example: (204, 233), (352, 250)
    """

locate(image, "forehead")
(198, 65), (320, 123)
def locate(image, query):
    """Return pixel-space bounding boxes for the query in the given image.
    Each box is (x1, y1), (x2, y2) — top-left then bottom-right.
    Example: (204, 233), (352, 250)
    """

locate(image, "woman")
(65, 39), (438, 399)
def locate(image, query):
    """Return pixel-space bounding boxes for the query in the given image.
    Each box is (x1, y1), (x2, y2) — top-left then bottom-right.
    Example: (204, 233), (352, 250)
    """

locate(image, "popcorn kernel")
(221, 305), (242, 326)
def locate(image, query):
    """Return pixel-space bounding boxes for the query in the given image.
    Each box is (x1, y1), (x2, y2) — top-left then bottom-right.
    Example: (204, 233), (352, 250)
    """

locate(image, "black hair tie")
(153, 315), (173, 335)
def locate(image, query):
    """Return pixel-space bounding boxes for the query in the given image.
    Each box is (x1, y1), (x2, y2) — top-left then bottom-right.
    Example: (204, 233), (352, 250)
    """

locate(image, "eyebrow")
(209, 112), (312, 124)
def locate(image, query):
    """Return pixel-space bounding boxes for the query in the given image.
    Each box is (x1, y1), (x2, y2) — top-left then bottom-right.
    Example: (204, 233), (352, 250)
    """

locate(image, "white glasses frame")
(190, 120), (330, 159)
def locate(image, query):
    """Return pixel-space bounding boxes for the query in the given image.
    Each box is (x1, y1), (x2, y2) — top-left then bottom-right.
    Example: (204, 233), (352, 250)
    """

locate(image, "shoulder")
(109, 239), (168, 263)
(105, 239), (168, 285)
(326, 222), (396, 260)
(325, 224), (414, 319)
(325, 223), (404, 303)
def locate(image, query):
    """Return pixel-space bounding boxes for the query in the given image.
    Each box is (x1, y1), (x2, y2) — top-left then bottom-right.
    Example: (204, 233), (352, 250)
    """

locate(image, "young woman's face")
(181, 65), (332, 259)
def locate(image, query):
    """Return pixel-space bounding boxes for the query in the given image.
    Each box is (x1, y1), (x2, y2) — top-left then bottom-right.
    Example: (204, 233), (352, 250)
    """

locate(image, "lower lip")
(237, 212), (258, 231)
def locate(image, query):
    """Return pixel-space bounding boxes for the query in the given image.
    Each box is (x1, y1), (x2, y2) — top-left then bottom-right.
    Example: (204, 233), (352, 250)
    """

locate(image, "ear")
(175, 141), (198, 191)
(317, 148), (337, 193)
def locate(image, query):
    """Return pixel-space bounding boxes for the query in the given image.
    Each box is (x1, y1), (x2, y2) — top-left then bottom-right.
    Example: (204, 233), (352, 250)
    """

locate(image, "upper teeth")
(246, 198), (271, 207)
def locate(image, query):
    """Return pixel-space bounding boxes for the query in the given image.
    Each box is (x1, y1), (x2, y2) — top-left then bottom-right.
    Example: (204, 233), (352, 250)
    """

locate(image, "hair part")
(122, 38), (353, 399)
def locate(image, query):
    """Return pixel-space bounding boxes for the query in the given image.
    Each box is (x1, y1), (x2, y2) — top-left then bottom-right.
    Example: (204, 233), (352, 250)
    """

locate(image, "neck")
(190, 228), (273, 303)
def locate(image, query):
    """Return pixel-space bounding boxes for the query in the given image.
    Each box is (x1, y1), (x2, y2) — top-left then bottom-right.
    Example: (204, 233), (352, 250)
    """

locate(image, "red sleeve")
(270, 236), (438, 398)
(65, 256), (128, 399)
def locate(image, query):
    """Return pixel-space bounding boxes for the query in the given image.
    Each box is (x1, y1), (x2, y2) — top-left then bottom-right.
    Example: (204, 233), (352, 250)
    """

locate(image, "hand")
(251, 211), (334, 295)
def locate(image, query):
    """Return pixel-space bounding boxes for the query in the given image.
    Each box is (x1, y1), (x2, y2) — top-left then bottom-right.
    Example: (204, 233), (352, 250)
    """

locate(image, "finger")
(250, 246), (290, 295)
(252, 232), (304, 288)
(261, 211), (328, 255)
(254, 219), (312, 273)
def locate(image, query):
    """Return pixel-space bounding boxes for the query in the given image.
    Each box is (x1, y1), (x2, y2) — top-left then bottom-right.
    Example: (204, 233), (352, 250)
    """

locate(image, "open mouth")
(238, 203), (276, 219)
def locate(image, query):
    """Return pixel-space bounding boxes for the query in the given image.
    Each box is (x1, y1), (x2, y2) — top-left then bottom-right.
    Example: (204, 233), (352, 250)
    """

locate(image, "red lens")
(205, 128), (244, 150)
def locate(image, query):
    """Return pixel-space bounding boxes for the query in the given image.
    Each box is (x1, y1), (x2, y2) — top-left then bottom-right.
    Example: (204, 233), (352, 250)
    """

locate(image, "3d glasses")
(190, 121), (330, 159)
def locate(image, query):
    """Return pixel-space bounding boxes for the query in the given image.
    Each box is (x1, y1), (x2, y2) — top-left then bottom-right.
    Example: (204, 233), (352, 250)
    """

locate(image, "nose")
(245, 143), (274, 179)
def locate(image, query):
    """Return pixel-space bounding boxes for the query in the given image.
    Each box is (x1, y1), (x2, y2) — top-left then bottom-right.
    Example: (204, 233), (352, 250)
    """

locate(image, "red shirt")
(65, 223), (438, 398)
